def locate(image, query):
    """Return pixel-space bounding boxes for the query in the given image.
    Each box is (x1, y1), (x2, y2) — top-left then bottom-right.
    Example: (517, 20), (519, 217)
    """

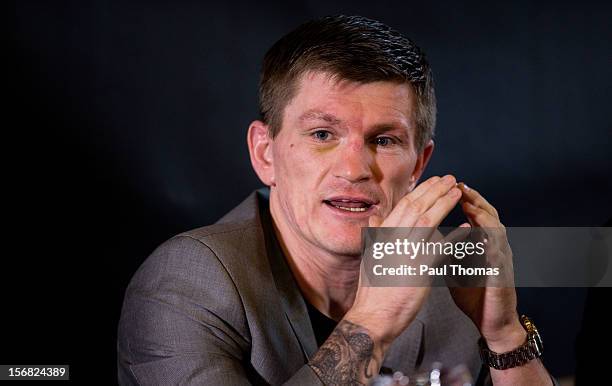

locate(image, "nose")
(332, 138), (373, 182)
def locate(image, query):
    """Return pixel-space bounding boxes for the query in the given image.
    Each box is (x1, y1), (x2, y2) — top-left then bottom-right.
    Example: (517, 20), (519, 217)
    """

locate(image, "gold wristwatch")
(478, 315), (544, 370)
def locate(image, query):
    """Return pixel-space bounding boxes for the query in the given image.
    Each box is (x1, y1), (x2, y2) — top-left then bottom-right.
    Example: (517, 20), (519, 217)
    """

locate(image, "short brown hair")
(258, 15), (436, 151)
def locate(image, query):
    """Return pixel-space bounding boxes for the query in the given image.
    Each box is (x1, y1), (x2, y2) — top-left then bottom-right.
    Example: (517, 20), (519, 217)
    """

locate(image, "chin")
(318, 231), (363, 257)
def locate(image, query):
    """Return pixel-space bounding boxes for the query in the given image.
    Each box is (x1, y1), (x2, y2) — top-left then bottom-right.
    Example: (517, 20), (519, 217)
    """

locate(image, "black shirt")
(305, 300), (338, 347)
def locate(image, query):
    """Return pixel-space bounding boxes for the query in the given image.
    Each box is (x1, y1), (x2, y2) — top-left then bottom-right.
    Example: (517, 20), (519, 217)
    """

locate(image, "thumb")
(368, 214), (383, 227)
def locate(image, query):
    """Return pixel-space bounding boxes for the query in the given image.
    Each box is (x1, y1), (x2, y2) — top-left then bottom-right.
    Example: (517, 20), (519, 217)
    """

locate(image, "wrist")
(482, 320), (526, 353)
(343, 309), (395, 354)
(479, 315), (545, 371)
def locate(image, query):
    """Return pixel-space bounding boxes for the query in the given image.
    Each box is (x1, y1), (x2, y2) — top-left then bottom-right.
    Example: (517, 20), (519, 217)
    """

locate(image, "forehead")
(283, 71), (416, 129)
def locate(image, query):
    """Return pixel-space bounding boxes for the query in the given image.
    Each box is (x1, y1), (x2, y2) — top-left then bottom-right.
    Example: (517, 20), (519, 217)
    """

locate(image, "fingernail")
(443, 175), (455, 184)
(463, 183), (471, 191)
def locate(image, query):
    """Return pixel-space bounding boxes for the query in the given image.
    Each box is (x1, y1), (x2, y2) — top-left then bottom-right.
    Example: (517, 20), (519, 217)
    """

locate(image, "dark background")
(9, 0), (611, 384)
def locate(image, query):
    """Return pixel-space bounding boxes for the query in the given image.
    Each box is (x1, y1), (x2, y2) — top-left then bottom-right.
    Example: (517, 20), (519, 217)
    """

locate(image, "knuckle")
(407, 200), (424, 213)
(474, 210), (488, 222)
(416, 216), (431, 227)
(429, 176), (441, 184)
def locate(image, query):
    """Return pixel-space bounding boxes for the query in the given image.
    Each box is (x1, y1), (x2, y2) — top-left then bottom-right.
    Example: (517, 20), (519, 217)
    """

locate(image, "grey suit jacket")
(118, 189), (486, 385)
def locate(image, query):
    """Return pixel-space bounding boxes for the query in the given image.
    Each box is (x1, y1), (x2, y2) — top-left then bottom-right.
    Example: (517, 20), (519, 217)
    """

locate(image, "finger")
(461, 204), (505, 253)
(406, 175), (441, 201)
(457, 182), (499, 219)
(368, 214), (383, 227)
(461, 203), (511, 277)
(386, 175), (458, 227)
(461, 201), (499, 228)
(443, 224), (472, 243)
(379, 176), (441, 226)
(427, 224), (472, 269)
(411, 186), (462, 228)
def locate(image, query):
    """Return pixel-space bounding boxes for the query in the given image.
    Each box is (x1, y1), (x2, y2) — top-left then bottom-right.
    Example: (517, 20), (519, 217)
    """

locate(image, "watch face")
(522, 315), (543, 350)
(521, 315), (535, 331)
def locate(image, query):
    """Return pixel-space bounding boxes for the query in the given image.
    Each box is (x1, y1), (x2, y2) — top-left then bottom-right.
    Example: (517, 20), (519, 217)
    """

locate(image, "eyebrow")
(298, 108), (411, 136)
(298, 109), (342, 125)
(369, 123), (411, 136)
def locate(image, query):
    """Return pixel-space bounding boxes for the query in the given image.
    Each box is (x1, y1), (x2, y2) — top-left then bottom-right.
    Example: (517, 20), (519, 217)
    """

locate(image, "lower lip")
(323, 201), (376, 219)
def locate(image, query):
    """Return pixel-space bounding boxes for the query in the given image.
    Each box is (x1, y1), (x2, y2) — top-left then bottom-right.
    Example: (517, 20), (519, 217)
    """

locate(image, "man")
(118, 15), (554, 385)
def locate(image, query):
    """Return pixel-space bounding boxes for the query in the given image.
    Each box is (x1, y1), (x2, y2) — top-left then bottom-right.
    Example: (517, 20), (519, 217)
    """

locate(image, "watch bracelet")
(479, 336), (542, 370)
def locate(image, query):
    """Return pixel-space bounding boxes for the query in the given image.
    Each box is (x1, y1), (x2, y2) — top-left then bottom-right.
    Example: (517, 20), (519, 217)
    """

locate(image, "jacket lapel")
(268, 242), (319, 360)
(257, 190), (318, 361)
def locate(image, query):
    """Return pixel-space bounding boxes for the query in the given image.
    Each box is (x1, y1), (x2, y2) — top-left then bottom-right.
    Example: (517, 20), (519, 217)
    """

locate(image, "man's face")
(269, 71), (428, 256)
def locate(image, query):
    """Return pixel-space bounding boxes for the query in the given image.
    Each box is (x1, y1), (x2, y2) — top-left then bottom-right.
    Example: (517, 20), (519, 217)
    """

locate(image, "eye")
(312, 130), (332, 141)
(374, 136), (396, 147)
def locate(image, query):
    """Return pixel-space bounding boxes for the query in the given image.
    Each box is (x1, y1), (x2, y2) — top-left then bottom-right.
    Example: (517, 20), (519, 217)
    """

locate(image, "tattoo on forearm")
(308, 320), (378, 385)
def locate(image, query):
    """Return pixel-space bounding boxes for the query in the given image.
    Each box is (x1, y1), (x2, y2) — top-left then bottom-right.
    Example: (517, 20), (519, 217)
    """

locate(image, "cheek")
(276, 139), (334, 184)
(379, 155), (417, 204)
(274, 145), (323, 213)
(276, 145), (312, 184)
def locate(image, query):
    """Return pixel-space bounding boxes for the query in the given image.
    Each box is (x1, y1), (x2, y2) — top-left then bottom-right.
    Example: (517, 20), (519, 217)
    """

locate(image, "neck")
(269, 193), (361, 321)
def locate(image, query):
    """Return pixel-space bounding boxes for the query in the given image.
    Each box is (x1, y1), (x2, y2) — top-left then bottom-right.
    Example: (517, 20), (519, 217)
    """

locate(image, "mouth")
(323, 196), (377, 213)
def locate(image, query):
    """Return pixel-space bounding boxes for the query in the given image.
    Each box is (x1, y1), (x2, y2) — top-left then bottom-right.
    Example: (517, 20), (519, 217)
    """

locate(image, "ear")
(408, 139), (435, 191)
(247, 120), (275, 186)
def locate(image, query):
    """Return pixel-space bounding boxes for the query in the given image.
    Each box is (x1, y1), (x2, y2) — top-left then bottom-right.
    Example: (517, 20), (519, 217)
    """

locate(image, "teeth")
(334, 205), (367, 212)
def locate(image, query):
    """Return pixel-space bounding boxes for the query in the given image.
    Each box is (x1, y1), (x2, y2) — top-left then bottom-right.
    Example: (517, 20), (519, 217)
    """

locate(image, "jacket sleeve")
(117, 235), (323, 386)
